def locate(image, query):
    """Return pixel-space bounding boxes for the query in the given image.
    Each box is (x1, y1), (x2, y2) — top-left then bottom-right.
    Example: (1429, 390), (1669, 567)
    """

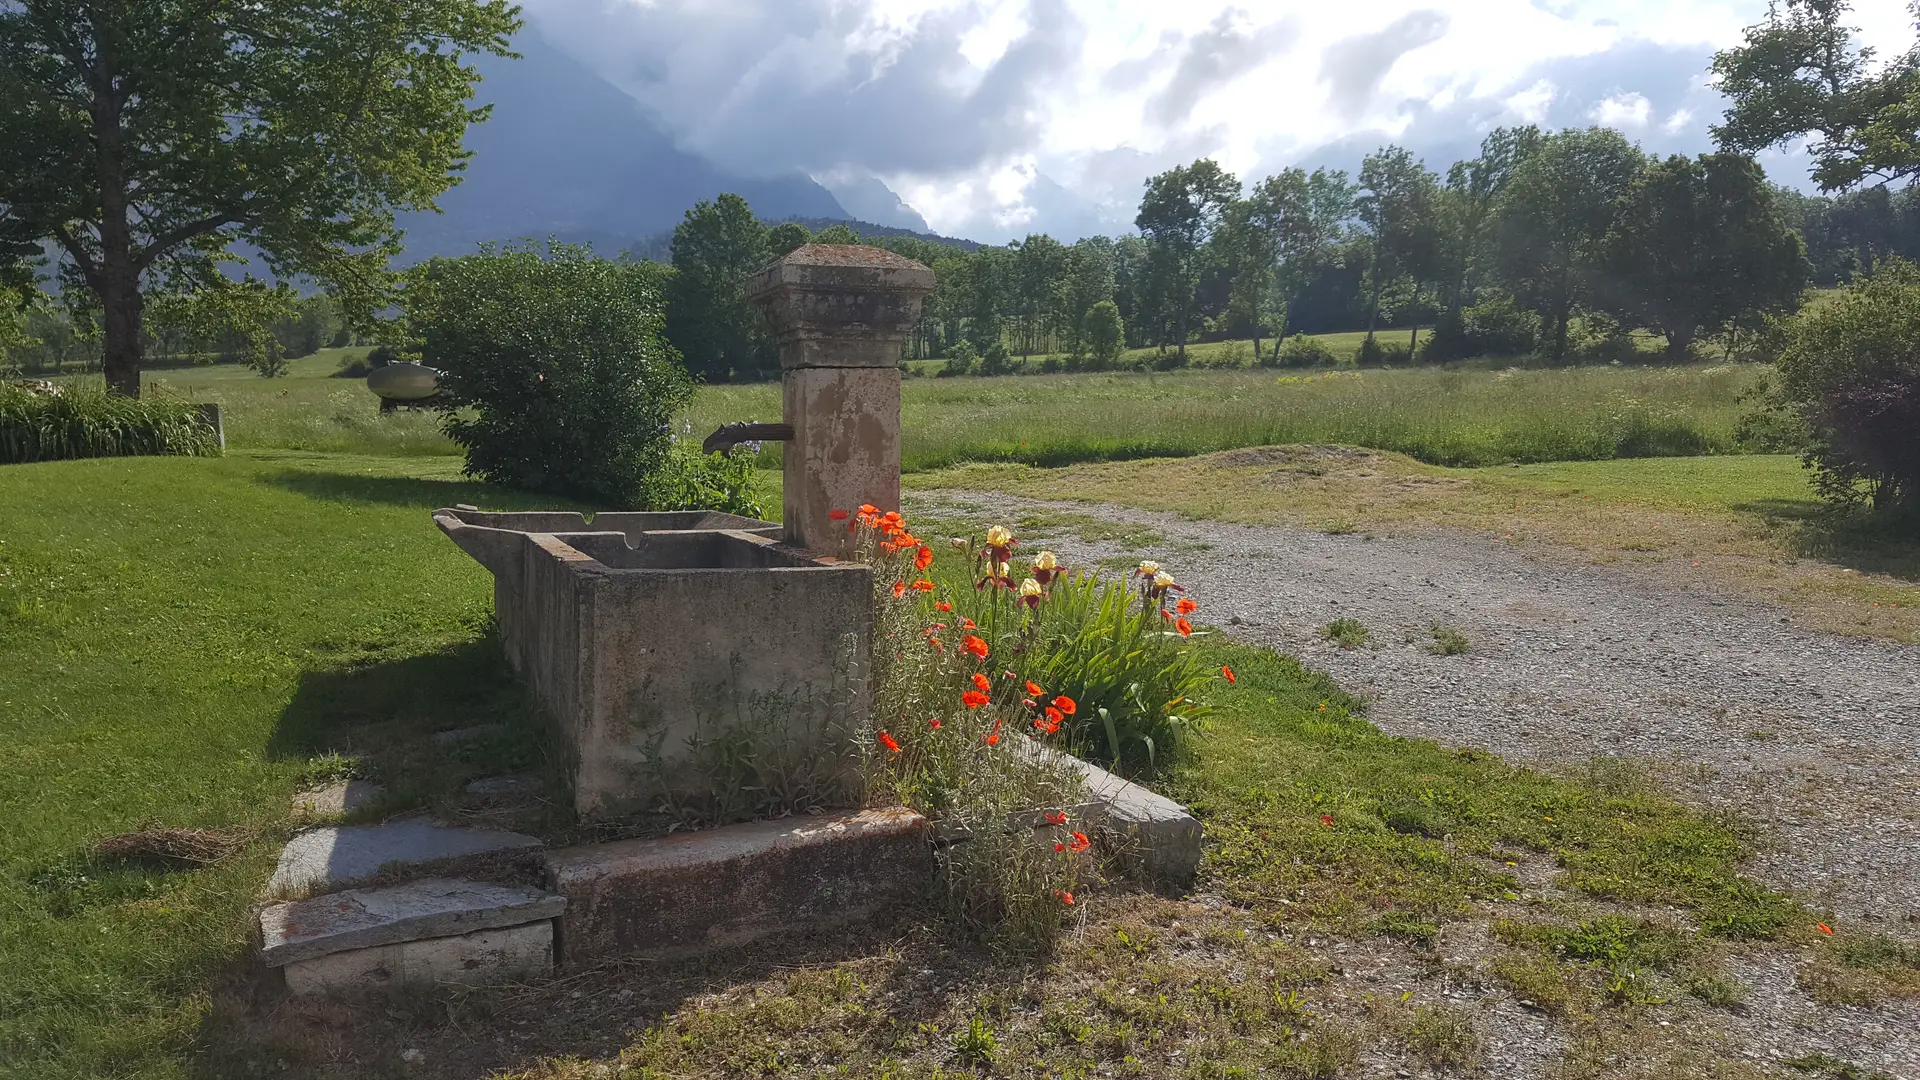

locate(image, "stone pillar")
(747, 245), (935, 555)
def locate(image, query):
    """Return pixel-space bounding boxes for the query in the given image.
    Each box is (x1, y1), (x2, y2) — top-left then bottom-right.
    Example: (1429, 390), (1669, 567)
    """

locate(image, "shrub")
(1082, 300), (1125, 369)
(645, 439), (765, 518)
(0, 381), (220, 464)
(1353, 337), (1410, 367)
(1423, 295), (1541, 362)
(1766, 260), (1920, 514)
(1267, 334), (1340, 368)
(406, 242), (691, 507)
(937, 338), (979, 378)
(977, 341), (1017, 376)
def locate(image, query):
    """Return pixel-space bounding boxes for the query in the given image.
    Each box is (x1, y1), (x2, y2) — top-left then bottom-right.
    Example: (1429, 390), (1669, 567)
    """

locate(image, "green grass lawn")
(6, 449), (1904, 1078)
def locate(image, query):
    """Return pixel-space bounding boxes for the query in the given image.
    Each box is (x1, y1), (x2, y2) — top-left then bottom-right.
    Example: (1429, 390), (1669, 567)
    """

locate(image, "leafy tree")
(812, 223), (861, 245)
(1357, 147), (1442, 350)
(1601, 153), (1810, 359)
(1495, 127), (1646, 363)
(1713, 0), (1920, 191)
(1082, 299), (1125, 369)
(1765, 259), (1920, 513)
(0, 0), (519, 396)
(766, 222), (811, 257)
(666, 193), (774, 383)
(1011, 233), (1067, 357)
(1438, 127), (1543, 318)
(1246, 167), (1356, 343)
(147, 279), (298, 375)
(1135, 159), (1240, 359)
(1058, 237), (1116, 361)
(408, 242), (691, 507)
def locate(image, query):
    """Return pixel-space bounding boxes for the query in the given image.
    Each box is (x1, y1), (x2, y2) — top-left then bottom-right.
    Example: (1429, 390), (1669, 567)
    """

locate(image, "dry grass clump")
(92, 826), (246, 867)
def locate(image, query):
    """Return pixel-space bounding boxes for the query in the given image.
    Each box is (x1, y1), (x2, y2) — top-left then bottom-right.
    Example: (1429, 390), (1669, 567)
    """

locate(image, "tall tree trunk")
(1276, 293), (1292, 342)
(92, 38), (144, 398)
(100, 273), (145, 397)
(1365, 277), (1382, 345)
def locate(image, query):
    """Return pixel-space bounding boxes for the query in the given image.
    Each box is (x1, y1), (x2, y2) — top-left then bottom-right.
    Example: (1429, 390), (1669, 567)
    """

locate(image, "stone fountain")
(433, 245), (936, 820)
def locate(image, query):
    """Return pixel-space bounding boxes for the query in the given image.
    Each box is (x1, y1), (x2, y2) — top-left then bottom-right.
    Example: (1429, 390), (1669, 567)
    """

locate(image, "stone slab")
(259, 877), (566, 967)
(544, 807), (930, 967)
(1020, 743), (1203, 883)
(283, 920), (553, 995)
(291, 780), (385, 817)
(269, 822), (542, 896)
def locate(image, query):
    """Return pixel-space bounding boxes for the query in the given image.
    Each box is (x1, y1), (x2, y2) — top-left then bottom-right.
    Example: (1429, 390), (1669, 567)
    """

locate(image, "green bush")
(1082, 300), (1125, 369)
(1767, 260), (1920, 514)
(1354, 337), (1411, 367)
(1423, 295), (1541, 362)
(0, 381), (220, 464)
(937, 338), (979, 378)
(1267, 334), (1340, 368)
(645, 439), (764, 518)
(407, 242), (692, 507)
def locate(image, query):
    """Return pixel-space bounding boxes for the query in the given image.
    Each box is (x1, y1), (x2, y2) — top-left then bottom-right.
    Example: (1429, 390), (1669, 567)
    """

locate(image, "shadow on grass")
(1734, 498), (1920, 582)
(255, 468), (585, 512)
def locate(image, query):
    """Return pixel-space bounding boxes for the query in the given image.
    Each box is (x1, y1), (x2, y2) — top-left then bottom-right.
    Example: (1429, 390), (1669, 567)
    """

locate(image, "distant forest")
(659, 125), (1914, 383)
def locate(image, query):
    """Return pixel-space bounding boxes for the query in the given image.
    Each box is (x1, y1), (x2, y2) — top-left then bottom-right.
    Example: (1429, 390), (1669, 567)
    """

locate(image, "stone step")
(1016, 742), (1203, 883)
(259, 877), (566, 967)
(283, 921), (555, 996)
(269, 822), (542, 896)
(542, 807), (930, 968)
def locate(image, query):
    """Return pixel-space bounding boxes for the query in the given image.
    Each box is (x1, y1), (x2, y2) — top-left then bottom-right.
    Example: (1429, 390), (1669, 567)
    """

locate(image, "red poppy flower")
(1054, 841), (1066, 852)
(962, 689), (990, 709)
(1069, 832), (1091, 853)
(1056, 890), (1074, 905)
(935, 600), (953, 612)
(1320, 814), (1335, 827)
(1174, 617), (1193, 637)
(891, 580), (907, 599)
(829, 509), (850, 521)
(971, 672), (992, 692)
(1025, 680), (1045, 697)
(1818, 923), (1834, 936)
(1176, 597), (1198, 615)
(984, 716), (1002, 745)
(962, 635), (989, 659)
(878, 731), (901, 754)
(1221, 665), (1236, 684)
(1044, 810), (1068, 825)
(913, 579), (935, 593)
(1045, 706), (1064, 727)
(1052, 695), (1077, 716)
(915, 545), (934, 570)
(961, 617), (977, 630)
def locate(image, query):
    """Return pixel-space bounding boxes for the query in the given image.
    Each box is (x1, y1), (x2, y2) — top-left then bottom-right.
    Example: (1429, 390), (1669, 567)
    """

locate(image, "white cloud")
(1591, 91), (1653, 128)
(523, 0), (1917, 241)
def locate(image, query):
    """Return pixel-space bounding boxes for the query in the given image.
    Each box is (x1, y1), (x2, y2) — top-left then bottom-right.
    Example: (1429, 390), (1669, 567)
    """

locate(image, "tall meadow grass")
(0, 381), (221, 464)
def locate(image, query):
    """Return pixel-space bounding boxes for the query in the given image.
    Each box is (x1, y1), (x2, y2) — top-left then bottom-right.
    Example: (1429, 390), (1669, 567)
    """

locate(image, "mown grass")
(4, 449), (1879, 1077)
(122, 348), (1762, 470)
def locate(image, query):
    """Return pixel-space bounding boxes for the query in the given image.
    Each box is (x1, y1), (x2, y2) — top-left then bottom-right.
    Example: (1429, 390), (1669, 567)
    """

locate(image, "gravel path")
(915, 490), (1920, 932)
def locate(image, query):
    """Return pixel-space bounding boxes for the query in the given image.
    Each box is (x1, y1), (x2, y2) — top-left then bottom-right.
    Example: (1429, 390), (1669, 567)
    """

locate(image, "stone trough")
(259, 246), (1204, 995)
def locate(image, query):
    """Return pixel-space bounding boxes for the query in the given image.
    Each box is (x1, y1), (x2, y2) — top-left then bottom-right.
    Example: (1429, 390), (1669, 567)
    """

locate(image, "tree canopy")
(0, 0), (520, 394)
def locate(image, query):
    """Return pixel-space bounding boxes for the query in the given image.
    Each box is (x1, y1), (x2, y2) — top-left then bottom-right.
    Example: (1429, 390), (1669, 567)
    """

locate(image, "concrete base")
(1021, 743), (1203, 883)
(282, 921), (554, 995)
(543, 807), (930, 967)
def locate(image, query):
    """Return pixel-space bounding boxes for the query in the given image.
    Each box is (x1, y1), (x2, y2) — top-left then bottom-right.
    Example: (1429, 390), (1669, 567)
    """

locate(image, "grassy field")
(127, 343), (1762, 471)
(9, 449), (1909, 1079)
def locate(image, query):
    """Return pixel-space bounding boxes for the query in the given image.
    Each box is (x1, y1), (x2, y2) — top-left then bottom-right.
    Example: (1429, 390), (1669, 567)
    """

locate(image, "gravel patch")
(917, 489), (1920, 931)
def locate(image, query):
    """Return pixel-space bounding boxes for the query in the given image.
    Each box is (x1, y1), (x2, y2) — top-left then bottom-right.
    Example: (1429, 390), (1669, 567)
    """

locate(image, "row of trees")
(662, 130), (1811, 383)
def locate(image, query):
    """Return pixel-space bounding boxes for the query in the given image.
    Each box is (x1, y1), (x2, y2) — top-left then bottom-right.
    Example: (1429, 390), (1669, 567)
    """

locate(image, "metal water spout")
(704, 244), (936, 557)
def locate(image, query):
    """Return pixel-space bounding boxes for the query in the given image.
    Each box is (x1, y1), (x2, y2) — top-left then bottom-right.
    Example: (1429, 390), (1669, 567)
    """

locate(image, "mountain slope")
(397, 29), (849, 260)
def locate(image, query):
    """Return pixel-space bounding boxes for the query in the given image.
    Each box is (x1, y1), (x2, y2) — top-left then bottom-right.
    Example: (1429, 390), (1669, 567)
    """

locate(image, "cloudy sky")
(522, 0), (1917, 243)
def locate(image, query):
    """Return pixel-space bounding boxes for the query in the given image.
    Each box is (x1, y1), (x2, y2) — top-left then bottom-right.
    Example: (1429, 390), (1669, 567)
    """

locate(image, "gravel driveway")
(916, 490), (1920, 933)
